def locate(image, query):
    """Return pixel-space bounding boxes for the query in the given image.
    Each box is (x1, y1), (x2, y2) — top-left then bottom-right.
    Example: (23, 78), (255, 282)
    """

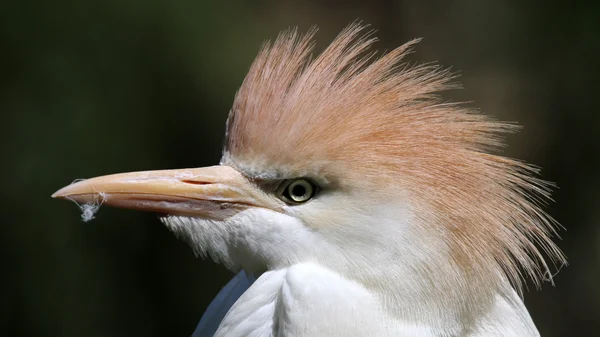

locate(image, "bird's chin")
(157, 208), (321, 273)
(158, 215), (214, 240)
(157, 214), (194, 235)
(158, 215), (241, 270)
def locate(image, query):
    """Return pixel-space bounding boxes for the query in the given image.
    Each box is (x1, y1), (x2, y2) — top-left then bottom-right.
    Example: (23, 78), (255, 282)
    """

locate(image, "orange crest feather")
(224, 24), (565, 290)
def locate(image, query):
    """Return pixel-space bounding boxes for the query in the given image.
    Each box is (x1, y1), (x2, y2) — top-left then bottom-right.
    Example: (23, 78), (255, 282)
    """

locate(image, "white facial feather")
(161, 186), (497, 327)
(160, 207), (325, 272)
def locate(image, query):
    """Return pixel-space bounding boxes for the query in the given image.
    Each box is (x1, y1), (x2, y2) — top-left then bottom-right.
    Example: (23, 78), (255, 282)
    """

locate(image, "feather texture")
(212, 263), (539, 336)
(223, 23), (565, 292)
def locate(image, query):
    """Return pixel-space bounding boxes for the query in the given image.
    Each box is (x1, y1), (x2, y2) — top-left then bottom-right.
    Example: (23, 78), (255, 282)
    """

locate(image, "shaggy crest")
(224, 23), (565, 290)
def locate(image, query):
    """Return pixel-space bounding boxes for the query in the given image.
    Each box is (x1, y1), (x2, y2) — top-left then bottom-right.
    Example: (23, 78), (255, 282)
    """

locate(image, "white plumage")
(212, 264), (539, 336)
(161, 204), (540, 336)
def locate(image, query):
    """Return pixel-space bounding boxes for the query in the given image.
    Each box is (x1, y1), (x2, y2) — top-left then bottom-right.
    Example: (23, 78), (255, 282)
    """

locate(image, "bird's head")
(53, 24), (564, 310)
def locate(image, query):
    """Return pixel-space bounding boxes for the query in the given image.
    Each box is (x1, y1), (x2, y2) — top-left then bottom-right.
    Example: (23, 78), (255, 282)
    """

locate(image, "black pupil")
(291, 184), (306, 198)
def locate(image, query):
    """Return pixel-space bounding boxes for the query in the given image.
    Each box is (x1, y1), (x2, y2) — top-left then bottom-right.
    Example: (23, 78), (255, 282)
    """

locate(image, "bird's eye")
(279, 179), (317, 204)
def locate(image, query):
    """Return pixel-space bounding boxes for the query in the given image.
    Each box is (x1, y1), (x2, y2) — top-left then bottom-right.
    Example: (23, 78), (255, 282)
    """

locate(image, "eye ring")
(279, 178), (317, 204)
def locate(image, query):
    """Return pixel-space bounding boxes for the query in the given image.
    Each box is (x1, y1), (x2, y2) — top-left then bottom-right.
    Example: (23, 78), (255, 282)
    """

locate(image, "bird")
(52, 24), (565, 336)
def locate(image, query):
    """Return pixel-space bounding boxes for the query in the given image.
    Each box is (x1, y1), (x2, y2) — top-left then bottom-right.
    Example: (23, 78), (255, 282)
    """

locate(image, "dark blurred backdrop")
(2, 1), (598, 336)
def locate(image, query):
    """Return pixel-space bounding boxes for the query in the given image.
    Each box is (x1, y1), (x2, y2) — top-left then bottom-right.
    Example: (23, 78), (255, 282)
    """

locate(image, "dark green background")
(2, 1), (598, 336)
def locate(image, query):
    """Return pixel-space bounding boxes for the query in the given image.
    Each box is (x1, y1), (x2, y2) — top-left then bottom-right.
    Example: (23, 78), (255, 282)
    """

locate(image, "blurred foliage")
(1, 0), (598, 336)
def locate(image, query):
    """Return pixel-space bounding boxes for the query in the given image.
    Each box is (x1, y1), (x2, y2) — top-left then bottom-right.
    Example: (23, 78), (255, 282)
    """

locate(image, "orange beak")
(52, 165), (272, 220)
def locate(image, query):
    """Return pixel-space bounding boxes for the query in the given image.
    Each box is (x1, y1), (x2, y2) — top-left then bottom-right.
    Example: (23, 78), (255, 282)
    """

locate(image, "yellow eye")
(280, 179), (317, 204)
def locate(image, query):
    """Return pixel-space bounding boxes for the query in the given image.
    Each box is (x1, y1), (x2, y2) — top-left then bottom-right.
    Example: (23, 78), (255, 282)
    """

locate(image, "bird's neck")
(322, 248), (502, 328)
(300, 202), (514, 330)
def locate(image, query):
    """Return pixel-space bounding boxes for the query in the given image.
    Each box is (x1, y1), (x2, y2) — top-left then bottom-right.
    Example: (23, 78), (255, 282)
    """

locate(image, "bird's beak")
(52, 165), (269, 220)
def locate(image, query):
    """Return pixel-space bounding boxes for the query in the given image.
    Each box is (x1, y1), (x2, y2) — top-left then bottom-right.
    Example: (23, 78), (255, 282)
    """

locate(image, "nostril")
(181, 180), (212, 185)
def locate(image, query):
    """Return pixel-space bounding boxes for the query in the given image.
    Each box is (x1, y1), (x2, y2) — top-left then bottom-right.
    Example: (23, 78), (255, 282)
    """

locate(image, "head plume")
(223, 23), (565, 291)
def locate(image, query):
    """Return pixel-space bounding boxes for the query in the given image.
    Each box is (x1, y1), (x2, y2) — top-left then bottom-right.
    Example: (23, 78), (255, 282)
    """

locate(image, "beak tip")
(52, 178), (95, 200)
(52, 184), (77, 200)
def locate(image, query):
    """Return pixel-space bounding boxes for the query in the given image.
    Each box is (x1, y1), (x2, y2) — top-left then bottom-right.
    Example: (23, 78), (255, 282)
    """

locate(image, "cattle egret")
(52, 24), (565, 336)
